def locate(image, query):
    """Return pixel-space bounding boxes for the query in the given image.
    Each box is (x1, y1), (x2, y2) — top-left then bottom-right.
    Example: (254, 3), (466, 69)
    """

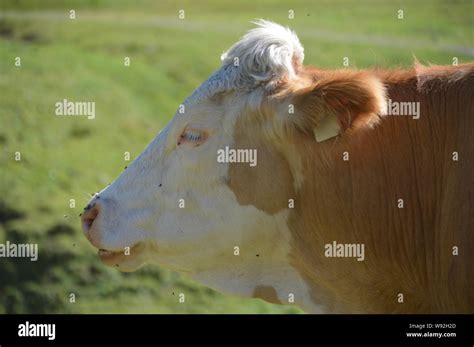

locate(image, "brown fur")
(289, 68), (386, 134)
(229, 63), (474, 313)
(228, 110), (295, 215)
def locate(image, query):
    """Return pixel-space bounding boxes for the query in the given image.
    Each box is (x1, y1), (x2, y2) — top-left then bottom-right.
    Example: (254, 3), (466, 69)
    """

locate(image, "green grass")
(0, 0), (472, 313)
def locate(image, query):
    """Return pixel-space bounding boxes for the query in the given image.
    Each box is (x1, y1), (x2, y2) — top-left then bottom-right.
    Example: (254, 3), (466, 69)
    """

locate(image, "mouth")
(97, 243), (142, 262)
(98, 248), (124, 261)
(96, 244), (146, 272)
(98, 248), (118, 255)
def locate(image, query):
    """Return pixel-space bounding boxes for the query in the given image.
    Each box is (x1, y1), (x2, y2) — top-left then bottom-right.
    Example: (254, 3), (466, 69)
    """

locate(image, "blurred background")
(0, 0), (472, 313)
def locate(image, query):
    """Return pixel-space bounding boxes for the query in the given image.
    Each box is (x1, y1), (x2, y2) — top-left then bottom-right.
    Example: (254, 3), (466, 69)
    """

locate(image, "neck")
(192, 257), (325, 313)
(191, 210), (325, 312)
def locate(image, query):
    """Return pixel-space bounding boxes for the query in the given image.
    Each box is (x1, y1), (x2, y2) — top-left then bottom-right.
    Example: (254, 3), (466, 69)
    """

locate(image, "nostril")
(81, 203), (100, 233)
(83, 215), (95, 230)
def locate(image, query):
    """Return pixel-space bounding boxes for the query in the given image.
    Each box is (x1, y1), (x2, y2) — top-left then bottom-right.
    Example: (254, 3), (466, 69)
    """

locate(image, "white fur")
(186, 20), (304, 104)
(221, 19), (304, 88)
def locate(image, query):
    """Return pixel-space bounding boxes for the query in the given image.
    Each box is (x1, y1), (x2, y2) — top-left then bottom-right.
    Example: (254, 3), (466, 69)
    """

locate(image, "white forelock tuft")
(185, 20), (304, 104)
(221, 19), (304, 88)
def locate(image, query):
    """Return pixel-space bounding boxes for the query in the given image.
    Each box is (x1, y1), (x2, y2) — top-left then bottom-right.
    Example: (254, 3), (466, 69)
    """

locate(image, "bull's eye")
(178, 128), (208, 147)
(183, 130), (201, 142)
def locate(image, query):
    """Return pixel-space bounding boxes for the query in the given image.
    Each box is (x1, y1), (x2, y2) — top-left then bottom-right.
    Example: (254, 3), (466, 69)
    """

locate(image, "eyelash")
(181, 130), (202, 142)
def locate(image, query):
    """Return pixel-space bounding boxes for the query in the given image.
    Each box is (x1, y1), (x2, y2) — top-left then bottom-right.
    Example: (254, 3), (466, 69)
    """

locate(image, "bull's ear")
(290, 71), (387, 142)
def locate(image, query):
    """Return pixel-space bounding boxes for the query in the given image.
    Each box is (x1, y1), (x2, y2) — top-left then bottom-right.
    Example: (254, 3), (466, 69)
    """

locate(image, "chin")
(98, 248), (146, 272)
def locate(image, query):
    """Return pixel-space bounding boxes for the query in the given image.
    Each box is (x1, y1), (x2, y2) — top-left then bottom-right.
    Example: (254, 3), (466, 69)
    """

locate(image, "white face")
(89, 94), (247, 271)
(82, 20), (317, 310)
(82, 91), (308, 301)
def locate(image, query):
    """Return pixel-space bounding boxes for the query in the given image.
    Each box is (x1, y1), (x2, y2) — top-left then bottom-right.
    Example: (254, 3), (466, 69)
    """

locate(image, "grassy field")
(0, 0), (472, 313)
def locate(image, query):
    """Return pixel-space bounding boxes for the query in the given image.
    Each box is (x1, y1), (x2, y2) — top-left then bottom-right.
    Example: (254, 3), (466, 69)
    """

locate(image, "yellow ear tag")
(313, 114), (340, 142)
